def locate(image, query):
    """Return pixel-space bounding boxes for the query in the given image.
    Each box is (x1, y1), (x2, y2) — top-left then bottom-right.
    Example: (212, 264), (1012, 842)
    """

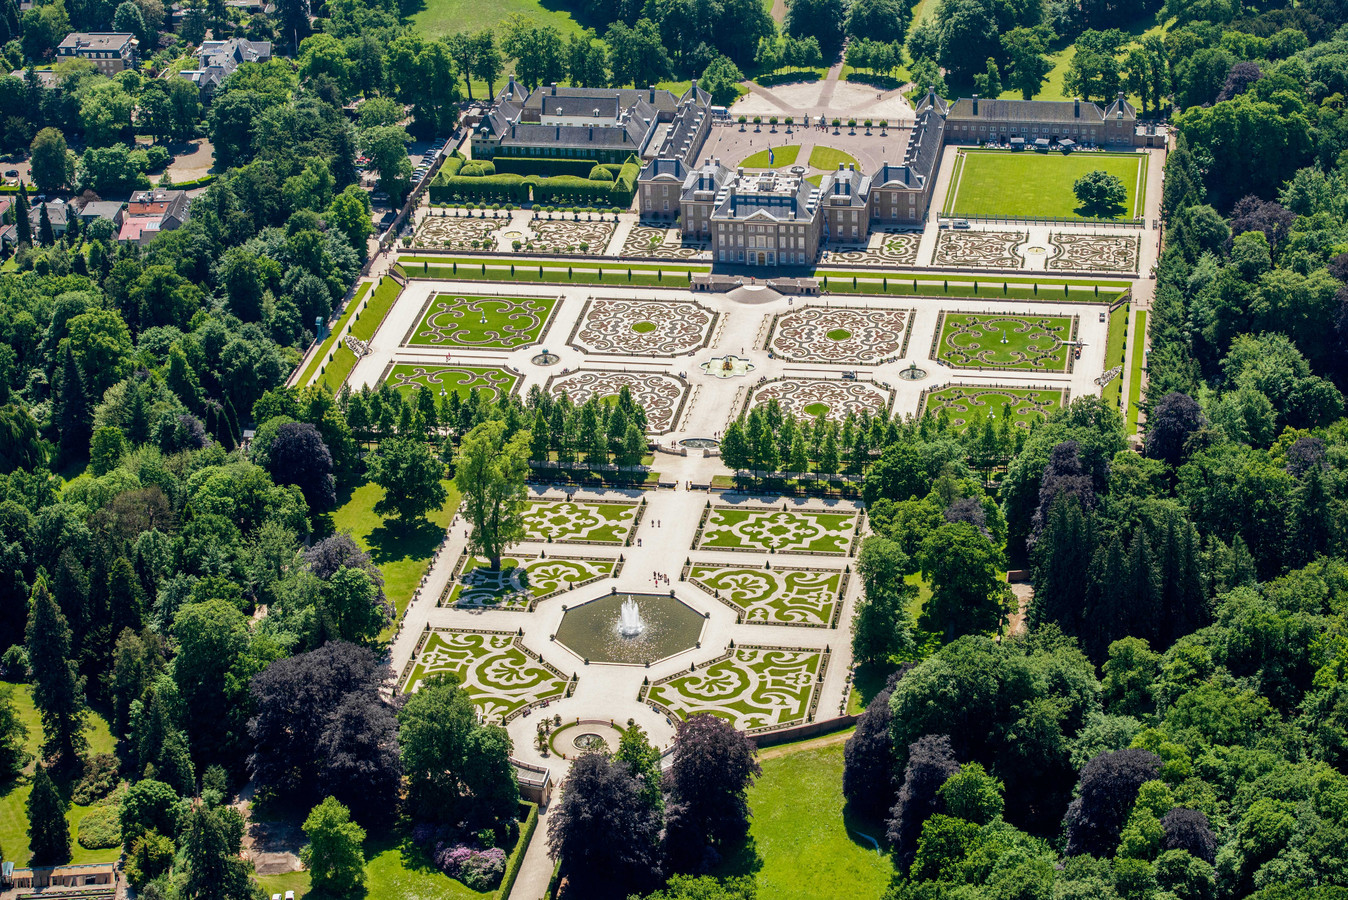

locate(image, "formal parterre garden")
(943, 149), (1148, 220)
(440, 554), (621, 608)
(918, 384), (1069, 430)
(400, 629), (573, 723)
(694, 506), (858, 555)
(933, 311), (1077, 371)
(403, 293), (559, 349)
(643, 645), (828, 731)
(380, 363), (521, 402)
(519, 499), (641, 544)
(687, 563), (845, 627)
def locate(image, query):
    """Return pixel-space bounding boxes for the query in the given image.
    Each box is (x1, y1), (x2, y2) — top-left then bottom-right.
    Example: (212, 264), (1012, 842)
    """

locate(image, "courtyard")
(942, 149), (1148, 220)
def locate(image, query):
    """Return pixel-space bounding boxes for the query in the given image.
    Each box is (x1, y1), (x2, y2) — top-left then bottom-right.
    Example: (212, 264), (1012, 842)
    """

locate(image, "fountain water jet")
(618, 597), (645, 637)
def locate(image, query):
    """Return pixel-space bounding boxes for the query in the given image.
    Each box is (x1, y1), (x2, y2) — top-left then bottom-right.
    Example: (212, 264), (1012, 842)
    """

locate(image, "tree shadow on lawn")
(1073, 199), (1128, 220)
(365, 516), (445, 568)
(842, 802), (891, 855)
(713, 834), (765, 879)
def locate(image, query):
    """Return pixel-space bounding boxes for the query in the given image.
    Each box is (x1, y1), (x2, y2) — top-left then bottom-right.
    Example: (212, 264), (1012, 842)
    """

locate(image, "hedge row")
(430, 166), (639, 207)
(492, 156), (599, 177)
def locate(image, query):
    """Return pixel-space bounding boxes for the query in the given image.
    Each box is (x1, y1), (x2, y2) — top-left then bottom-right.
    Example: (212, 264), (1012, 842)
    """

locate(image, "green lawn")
(1101, 303), (1129, 409)
(256, 829), (490, 900)
(0, 683), (121, 868)
(317, 276), (404, 393)
(808, 146), (859, 170)
(921, 385), (1067, 430)
(329, 480), (461, 632)
(944, 150), (1147, 220)
(406, 294), (558, 349)
(1128, 310), (1148, 434)
(935, 312), (1075, 372)
(409, 0), (583, 39)
(381, 364), (521, 402)
(298, 281), (372, 387)
(714, 738), (892, 899)
(740, 145), (800, 168)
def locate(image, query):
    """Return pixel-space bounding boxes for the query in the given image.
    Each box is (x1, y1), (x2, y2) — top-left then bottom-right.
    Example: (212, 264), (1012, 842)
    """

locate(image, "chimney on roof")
(972, 94), (978, 115)
(551, 83), (557, 95)
(649, 86), (655, 102)
(1074, 97), (1080, 118)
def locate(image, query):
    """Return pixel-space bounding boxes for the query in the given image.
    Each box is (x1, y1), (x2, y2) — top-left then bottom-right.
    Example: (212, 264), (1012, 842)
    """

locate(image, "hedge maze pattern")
(933, 230), (1028, 268)
(620, 225), (709, 259)
(768, 306), (914, 364)
(644, 645), (827, 731)
(918, 384), (1069, 430)
(380, 364), (521, 402)
(688, 563), (845, 627)
(441, 554), (621, 609)
(406, 293), (559, 349)
(401, 630), (572, 723)
(519, 499), (641, 544)
(412, 213), (505, 250)
(527, 217), (616, 254)
(569, 298), (717, 357)
(547, 369), (689, 433)
(932, 312), (1077, 372)
(824, 232), (921, 266)
(1047, 233), (1141, 273)
(694, 506), (859, 555)
(745, 377), (894, 425)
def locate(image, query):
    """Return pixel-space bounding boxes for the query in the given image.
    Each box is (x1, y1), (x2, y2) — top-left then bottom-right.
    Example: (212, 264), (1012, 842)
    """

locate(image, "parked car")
(952, 219), (971, 229)
(3, 169), (16, 177)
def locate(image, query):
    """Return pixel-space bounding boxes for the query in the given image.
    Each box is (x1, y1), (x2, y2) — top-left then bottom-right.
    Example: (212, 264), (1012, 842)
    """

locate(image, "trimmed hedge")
(495, 801), (538, 900)
(429, 154), (639, 206)
(434, 151), (466, 182)
(492, 156), (598, 177)
(432, 173), (531, 203)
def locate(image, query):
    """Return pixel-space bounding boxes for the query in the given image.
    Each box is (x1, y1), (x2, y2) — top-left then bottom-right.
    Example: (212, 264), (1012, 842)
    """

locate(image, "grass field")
(921, 385), (1067, 430)
(382, 363), (521, 402)
(408, 0), (583, 39)
(943, 150), (1147, 220)
(1101, 302), (1129, 408)
(298, 281), (372, 387)
(317, 275), (403, 393)
(741, 145), (800, 168)
(329, 480), (460, 634)
(0, 683), (120, 868)
(1128, 310), (1148, 433)
(714, 737), (892, 899)
(935, 312), (1074, 372)
(808, 146), (859, 170)
(406, 294), (558, 349)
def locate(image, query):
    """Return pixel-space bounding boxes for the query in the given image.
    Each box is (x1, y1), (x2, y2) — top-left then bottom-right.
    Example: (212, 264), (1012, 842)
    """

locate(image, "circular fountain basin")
(897, 363), (929, 381)
(555, 591), (706, 665)
(680, 437), (720, 449)
(700, 356), (755, 379)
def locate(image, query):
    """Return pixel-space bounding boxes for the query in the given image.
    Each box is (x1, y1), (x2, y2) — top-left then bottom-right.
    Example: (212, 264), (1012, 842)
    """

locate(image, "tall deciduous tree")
(664, 714), (761, 872)
(26, 576), (87, 764)
(456, 420), (530, 569)
(919, 523), (1013, 642)
(301, 796), (366, 894)
(367, 437), (447, 525)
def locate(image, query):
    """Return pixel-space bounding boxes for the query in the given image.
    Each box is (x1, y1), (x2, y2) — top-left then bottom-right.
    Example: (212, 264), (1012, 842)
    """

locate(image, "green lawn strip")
(816, 272), (1126, 303)
(945, 150), (1145, 220)
(381, 364), (521, 402)
(741, 145), (800, 168)
(409, 0), (582, 38)
(921, 385), (1066, 430)
(407, 294), (557, 349)
(351, 276), (404, 343)
(940, 151), (969, 216)
(0, 682), (120, 867)
(808, 146), (860, 169)
(936, 312), (1073, 372)
(318, 346), (357, 393)
(1101, 302), (1129, 408)
(1127, 310), (1148, 434)
(329, 480), (460, 636)
(712, 739), (892, 899)
(297, 281), (372, 386)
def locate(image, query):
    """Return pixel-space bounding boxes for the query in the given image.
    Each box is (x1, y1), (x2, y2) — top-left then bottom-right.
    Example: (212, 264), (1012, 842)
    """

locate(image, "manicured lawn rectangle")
(808, 145), (859, 170)
(934, 312), (1075, 372)
(410, 0), (582, 38)
(1101, 302), (1128, 408)
(697, 507), (858, 554)
(405, 293), (558, 349)
(519, 500), (638, 544)
(298, 281), (372, 386)
(317, 275), (404, 393)
(1128, 310), (1147, 433)
(920, 385), (1067, 431)
(713, 738), (892, 900)
(944, 150), (1146, 220)
(741, 145), (800, 168)
(381, 363), (521, 402)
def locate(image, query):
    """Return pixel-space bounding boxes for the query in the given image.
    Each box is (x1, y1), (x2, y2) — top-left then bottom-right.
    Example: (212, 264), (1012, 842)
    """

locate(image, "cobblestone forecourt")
(520, 500), (639, 543)
(696, 507), (857, 555)
(402, 630), (571, 722)
(689, 564), (842, 626)
(934, 312), (1075, 371)
(444, 556), (619, 608)
(382, 364), (521, 401)
(646, 646), (825, 730)
(1047, 232), (1141, 272)
(746, 378), (893, 425)
(920, 385), (1068, 430)
(572, 299), (715, 356)
(548, 370), (688, 433)
(408, 294), (557, 349)
(769, 306), (913, 364)
(933, 230), (1028, 268)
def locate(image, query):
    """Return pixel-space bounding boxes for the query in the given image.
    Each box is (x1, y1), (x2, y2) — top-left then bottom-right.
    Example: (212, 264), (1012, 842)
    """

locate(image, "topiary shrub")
(588, 166), (615, 182)
(78, 800), (123, 849)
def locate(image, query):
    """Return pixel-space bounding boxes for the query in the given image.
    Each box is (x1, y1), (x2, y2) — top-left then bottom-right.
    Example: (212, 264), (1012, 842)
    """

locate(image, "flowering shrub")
(434, 843), (506, 891)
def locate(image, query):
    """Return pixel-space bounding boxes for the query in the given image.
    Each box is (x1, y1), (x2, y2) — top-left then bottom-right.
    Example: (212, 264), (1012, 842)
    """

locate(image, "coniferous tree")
(37, 203), (53, 246)
(25, 576), (87, 763)
(27, 763), (71, 864)
(14, 181), (31, 246)
(1029, 494), (1095, 634)
(56, 345), (92, 465)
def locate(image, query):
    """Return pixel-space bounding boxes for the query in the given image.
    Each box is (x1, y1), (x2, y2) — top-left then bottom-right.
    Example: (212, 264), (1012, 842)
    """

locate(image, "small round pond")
(680, 438), (720, 449)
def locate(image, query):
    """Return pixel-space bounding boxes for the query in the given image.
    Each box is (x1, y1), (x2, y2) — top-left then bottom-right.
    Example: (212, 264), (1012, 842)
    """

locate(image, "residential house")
(57, 32), (138, 73)
(179, 38), (272, 95)
(118, 188), (190, 245)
